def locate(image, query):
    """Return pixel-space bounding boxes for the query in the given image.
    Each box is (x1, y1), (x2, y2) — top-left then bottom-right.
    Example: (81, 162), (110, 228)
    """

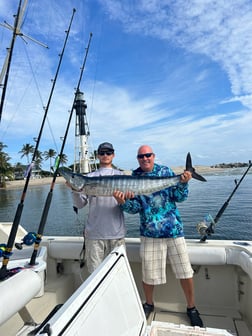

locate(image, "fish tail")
(186, 152), (207, 182)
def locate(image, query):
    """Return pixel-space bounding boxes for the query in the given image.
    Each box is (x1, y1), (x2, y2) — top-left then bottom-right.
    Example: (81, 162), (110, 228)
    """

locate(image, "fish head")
(58, 167), (85, 191)
(68, 174), (86, 191)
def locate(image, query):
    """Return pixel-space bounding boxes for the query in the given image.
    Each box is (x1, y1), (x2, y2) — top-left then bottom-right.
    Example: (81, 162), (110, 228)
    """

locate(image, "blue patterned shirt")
(121, 163), (189, 238)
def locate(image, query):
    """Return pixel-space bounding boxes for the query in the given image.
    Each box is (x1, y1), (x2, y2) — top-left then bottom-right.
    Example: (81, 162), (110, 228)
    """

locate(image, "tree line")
(0, 141), (68, 187)
(210, 162), (249, 168)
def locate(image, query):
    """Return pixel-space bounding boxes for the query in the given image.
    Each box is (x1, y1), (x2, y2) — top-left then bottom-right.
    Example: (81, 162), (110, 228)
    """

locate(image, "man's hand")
(113, 190), (134, 204)
(180, 170), (192, 183)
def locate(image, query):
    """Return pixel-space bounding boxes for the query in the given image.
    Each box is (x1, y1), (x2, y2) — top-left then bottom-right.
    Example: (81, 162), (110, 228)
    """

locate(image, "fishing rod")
(0, 9), (76, 281)
(197, 160), (252, 242)
(0, 0), (22, 124)
(27, 32), (93, 266)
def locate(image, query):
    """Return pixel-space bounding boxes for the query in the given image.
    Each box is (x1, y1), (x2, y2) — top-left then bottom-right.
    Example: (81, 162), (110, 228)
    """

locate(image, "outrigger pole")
(0, 0), (48, 124)
(28, 32), (93, 266)
(198, 160), (252, 242)
(0, 0), (22, 124)
(0, 9), (76, 280)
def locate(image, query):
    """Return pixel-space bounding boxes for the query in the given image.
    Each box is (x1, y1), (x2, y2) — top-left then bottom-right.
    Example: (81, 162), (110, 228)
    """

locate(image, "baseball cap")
(97, 142), (114, 153)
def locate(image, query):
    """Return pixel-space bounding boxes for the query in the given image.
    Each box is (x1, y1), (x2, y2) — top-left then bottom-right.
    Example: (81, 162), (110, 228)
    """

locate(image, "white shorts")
(85, 238), (125, 274)
(140, 236), (194, 285)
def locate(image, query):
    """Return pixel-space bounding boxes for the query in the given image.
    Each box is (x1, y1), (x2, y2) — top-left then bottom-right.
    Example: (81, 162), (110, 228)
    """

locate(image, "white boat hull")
(0, 223), (252, 335)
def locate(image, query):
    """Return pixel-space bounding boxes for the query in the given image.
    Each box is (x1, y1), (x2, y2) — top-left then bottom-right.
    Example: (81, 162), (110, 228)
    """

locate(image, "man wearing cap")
(71, 142), (127, 274)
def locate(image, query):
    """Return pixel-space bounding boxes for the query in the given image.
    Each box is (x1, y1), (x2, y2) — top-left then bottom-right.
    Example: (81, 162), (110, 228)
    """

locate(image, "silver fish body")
(59, 153), (206, 196)
(59, 168), (181, 196)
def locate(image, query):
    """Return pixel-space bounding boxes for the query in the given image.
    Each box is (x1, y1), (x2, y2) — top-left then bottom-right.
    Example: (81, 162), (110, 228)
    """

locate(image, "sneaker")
(143, 302), (154, 319)
(187, 307), (203, 327)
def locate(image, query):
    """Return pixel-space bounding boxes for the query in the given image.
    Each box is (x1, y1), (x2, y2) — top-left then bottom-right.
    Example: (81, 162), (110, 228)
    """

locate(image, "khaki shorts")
(140, 236), (194, 285)
(85, 238), (125, 274)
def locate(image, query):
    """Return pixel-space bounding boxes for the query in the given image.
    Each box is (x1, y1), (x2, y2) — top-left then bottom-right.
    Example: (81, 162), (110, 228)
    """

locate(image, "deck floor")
(148, 307), (252, 336)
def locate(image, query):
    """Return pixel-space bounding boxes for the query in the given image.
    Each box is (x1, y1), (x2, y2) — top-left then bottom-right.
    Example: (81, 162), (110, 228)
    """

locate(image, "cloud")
(101, 0), (252, 106)
(1, 0), (252, 170)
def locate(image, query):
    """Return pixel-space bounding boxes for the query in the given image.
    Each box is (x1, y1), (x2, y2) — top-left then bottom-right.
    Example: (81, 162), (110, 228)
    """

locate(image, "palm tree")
(43, 149), (57, 175)
(0, 142), (6, 152)
(0, 142), (13, 187)
(59, 153), (68, 166)
(33, 150), (43, 169)
(14, 162), (26, 179)
(19, 143), (34, 163)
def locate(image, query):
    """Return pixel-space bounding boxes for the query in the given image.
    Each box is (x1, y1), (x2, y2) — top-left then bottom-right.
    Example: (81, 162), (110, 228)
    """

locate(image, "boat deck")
(0, 280), (251, 336)
(0, 237), (252, 335)
(148, 306), (251, 335)
(0, 281), (250, 335)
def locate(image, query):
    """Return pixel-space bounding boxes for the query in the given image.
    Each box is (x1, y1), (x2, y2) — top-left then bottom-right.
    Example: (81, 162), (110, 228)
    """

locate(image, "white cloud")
(1, 0), (252, 170)
(101, 0), (252, 105)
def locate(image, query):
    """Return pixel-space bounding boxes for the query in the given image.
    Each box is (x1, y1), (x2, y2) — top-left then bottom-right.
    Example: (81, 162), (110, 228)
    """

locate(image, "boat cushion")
(188, 246), (227, 265)
(0, 270), (42, 325)
(48, 240), (227, 266)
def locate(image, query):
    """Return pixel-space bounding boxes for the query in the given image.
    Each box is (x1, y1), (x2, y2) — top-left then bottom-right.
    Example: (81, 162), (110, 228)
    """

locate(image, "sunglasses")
(137, 153), (153, 159)
(98, 151), (114, 156)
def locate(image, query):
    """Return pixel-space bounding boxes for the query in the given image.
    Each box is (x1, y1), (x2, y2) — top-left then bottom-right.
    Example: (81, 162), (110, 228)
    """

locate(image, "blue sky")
(0, 0), (252, 171)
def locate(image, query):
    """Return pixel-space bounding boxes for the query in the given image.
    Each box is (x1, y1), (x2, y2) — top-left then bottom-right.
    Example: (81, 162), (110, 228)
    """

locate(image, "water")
(0, 173), (252, 241)
(178, 174), (252, 240)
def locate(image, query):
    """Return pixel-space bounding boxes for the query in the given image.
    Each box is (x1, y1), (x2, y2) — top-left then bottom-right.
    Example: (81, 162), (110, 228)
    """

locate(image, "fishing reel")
(15, 232), (37, 250)
(196, 214), (215, 242)
(0, 244), (13, 259)
(0, 244), (7, 257)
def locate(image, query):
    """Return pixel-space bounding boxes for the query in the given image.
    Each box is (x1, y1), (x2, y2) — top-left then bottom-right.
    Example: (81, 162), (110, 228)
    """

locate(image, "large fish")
(59, 152), (206, 196)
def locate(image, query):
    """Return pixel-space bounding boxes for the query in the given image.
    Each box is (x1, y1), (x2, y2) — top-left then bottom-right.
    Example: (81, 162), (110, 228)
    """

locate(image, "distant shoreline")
(3, 176), (65, 190)
(171, 165), (224, 174)
(2, 166), (227, 190)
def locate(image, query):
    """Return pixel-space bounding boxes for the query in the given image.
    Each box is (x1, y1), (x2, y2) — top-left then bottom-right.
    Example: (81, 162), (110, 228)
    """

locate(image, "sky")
(0, 0), (252, 171)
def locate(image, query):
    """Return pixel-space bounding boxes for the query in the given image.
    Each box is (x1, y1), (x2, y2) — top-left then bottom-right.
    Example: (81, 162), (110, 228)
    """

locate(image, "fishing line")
(18, 29), (59, 152)
(0, 8), (76, 281)
(197, 160), (252, 242)
(22, 41), (57, 142)
(24, 47), (60, 153)
(28, 32), (93, 266)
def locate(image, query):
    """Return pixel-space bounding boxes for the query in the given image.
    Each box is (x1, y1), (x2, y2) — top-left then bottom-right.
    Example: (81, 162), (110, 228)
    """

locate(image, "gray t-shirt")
(72, 168), (126, 239)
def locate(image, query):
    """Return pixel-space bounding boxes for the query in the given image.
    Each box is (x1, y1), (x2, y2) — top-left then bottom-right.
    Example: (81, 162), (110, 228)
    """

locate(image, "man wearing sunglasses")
(116, 144), (203, 327)
(71, 142), (127, 274)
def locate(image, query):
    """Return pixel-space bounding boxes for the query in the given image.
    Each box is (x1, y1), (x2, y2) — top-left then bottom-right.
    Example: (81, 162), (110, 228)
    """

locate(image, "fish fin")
(192, 171), (207, 182)
(186, 152), (207, 182)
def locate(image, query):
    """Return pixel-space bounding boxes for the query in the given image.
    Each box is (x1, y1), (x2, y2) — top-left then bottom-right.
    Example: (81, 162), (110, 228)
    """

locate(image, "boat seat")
(188, 246), (227, 265)
(48, 240), (84, 261)
(0, 270), (42, 325)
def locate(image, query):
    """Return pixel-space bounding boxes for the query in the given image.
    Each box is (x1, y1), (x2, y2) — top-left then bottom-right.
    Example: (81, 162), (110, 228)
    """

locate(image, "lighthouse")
(74, 90), (90, 173)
